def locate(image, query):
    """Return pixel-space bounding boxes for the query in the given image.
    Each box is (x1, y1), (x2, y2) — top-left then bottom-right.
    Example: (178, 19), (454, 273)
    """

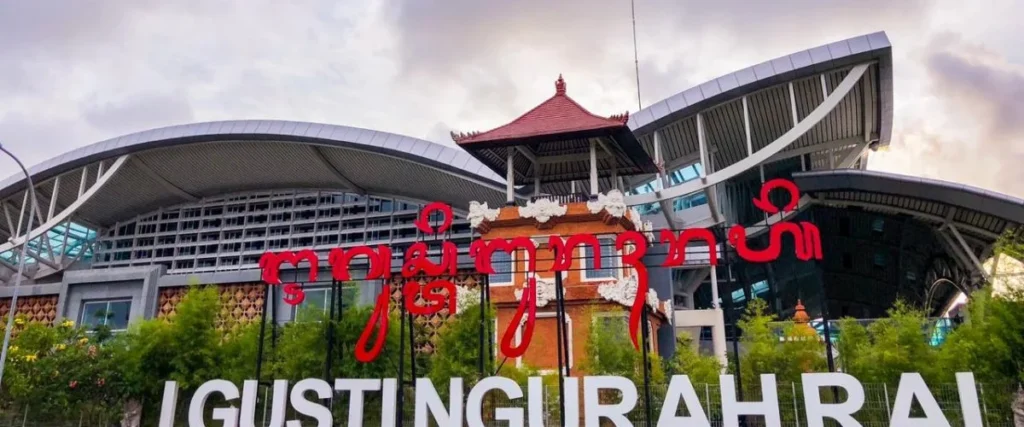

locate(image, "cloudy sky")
(1, 0), (1022, 197)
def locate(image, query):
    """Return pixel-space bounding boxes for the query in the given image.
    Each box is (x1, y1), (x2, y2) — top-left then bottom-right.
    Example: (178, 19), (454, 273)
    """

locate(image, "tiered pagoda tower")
(453, 76), (670, 373)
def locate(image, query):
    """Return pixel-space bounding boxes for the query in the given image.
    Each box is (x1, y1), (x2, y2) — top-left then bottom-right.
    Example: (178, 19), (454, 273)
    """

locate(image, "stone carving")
(467, 201), (500, 229)
(628, 207), (656, 241)
(597, 274), (664, 311)
(518, 198), (567, 223)
(586, 189), (628, 217)
(514, 276), (559, 307)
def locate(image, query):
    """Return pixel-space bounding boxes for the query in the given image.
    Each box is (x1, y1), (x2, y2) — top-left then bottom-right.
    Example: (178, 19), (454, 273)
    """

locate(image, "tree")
(428, 302), (498, 394)
(3, 317), (122, 423)
(666, 333), (721, 385)
(836, 301), (938, 384)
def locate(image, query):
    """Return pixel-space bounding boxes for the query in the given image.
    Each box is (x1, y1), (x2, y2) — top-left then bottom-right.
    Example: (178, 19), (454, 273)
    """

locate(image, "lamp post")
(0, 142), (37, 391)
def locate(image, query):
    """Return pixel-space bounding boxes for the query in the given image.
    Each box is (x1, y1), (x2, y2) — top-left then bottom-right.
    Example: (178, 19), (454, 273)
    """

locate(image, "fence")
(0, 380), (1017, 426)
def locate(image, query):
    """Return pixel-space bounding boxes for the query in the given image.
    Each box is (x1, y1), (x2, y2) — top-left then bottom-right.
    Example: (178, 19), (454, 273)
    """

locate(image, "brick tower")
(453, 75), (670, 373)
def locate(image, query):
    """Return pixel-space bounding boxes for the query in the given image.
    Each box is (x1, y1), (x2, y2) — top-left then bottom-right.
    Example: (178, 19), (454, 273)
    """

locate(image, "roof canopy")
(453, 76), (630, 145)
(0, 120), (511, 243)
(452, 76), (657, 192)
(793, 169), (1024, 244)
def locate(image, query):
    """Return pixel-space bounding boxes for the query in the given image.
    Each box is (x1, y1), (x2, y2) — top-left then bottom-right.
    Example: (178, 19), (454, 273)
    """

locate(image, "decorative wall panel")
(157, 284), (265, 327)
(0, 295), (59, 325)
(387, 271), (487, 354)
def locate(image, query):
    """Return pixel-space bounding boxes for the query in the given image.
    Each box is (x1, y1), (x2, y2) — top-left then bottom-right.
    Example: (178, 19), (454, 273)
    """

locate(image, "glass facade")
(631, 163), (708, 215)
(0, 222), (97, 267)
(692, 206), (960, 321)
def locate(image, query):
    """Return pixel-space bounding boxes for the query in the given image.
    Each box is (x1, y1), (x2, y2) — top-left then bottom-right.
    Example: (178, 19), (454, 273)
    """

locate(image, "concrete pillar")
(589, 140), (598, 197)
(506, 149), (515, 205)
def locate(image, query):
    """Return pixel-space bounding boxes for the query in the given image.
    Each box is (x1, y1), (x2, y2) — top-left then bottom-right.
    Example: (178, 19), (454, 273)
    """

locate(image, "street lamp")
(0, 142), (37, 391)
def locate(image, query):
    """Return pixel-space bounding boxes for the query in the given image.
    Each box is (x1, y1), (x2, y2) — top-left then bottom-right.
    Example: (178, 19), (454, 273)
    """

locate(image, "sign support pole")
(640, 304), (654, 427)
(395, 283), (407, 427)
(324, 278), (339, 382)
(254, 282), (271, 384)
(553, 272), (568, 426)
(478, 279), (486, 377)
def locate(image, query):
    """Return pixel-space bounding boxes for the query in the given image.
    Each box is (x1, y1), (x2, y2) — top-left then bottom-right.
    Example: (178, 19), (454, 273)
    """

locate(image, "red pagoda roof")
(451, 75), (629, 145)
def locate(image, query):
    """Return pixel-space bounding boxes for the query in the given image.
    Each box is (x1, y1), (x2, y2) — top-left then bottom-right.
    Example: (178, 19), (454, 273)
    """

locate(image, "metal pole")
(721, 230), (747, 427)
(396, 282), (407, 427)
(792, 382), (800, 426)
(640, 305), (654, 427)
(0, 144), (38, 390)
(557, 276), (571, 377)
(478, 280), (486, 377)
(255, 283), (270, 382)
(408, 305), (416, 381)
(705, 383), (711, 420)
(553, 272), (567, 427)
(324, 279), (339, 382)
(979, 383), (989, 427)
(484, 276), (494, 371)
(883, 383), (891, 420)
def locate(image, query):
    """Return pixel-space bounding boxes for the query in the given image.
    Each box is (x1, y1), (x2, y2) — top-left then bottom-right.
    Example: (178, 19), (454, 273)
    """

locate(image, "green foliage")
(666, 333), (721, 385)
(3, 318), (120, 421)
(735, 299), (826, 390)
(582, 313), (665, 386)
(835, 301), (939, 384)
(937, 286), (1024, 384)
(428, 302), (496, 395)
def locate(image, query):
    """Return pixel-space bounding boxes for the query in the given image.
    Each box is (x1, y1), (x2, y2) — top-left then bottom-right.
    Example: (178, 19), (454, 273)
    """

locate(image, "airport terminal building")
(1, 31), (1022, 360)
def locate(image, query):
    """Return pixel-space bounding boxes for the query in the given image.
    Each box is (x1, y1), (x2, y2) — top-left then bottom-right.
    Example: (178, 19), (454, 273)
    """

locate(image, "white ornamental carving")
(586, 189), (628, 217)
(467, 201), (500, 229)
(518, 198), (567, 223)
(628, 207), (656, 242)
(514, 276), (559, 307)
(597, 274), (662, 310)
(646, 289), (660, 310)
(661, 300), (673, 315)
(455, 285), (481, 314)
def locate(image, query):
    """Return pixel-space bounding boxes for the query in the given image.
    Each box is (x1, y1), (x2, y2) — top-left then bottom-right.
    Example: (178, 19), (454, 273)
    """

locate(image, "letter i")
(158, 381), (179, 427)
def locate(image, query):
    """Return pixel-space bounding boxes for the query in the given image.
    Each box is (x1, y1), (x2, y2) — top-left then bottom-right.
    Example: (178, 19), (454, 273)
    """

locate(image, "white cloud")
(0, 0), (1020, 199)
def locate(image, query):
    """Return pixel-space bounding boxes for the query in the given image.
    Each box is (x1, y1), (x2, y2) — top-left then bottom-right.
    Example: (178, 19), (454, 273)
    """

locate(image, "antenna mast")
(631, 0), (642, 110)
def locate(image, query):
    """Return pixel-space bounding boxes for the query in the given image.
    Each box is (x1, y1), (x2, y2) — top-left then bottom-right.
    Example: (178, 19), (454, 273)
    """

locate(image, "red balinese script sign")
(258, 179), (822, 363)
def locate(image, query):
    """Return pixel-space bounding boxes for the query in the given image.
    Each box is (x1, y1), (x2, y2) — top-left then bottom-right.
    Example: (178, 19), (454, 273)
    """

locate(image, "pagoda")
(454, 75), (669, 374)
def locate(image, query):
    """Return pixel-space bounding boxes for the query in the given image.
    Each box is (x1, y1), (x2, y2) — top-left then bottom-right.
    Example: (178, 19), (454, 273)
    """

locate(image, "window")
(873, 253), (887, 268)
(293, 287), (358, 322)
(630, 163), (707, 215)
(594, 314), (630, 344)
(583, 237), (619, 280)
(872, 218), (885, 234)
(731, 280), (769, 304)
(80, 299), (131, 331)
(839, 217), (851, 237)
(842, 253), (853, 269)
(490, 251), (514, 286)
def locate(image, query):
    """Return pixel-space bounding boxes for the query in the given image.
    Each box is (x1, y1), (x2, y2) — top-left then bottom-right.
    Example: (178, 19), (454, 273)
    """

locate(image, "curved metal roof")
(0, 120), (509, 235)
(625, 32), (893, 193)
(793, 169), (1024, 242)
(629, 31), (892, 143)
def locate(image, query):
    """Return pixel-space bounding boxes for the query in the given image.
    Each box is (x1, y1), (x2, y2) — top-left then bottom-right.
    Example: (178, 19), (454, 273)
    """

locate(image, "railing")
(529, 193), (590, 204)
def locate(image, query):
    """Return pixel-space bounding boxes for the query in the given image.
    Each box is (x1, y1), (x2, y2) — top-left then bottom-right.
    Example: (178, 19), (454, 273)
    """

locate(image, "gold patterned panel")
(157, 284), (265, 326)
(0, 295), (60, 326)
(387, 271), (486, 354)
